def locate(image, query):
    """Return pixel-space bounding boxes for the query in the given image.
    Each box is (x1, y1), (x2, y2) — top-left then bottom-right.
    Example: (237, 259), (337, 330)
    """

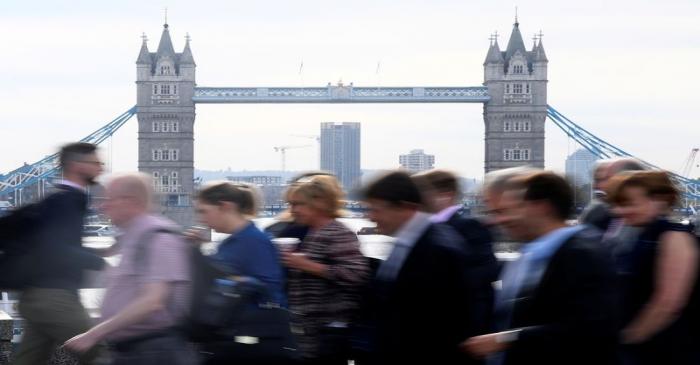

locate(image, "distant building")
(320, 122), (361, 189)
(227, 175), (283, 186)
(399, 149), (435, 172)
(566, 148), (598, 186)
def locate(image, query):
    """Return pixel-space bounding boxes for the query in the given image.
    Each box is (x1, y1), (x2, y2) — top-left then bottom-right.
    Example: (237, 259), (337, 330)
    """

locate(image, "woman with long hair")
(609, 171), (699, 364)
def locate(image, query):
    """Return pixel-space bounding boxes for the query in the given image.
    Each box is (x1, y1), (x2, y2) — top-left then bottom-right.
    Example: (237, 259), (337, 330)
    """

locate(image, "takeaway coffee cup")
(272, 237), (301, 252)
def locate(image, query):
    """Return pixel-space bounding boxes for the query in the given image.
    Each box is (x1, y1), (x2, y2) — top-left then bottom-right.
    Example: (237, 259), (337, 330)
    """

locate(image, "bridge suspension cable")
(0, 106), (137, 198)
(546, 105), (700, 202)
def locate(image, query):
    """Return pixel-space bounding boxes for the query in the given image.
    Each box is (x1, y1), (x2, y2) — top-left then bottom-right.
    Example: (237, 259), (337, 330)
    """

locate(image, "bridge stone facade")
(136, 19), (547, 227)
(135, 23), (196, 227)
(483, 20), (548, 172)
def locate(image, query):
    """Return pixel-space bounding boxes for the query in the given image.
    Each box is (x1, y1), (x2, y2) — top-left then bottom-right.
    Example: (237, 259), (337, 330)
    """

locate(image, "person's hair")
(609, 171), (679, 208)
(59, 142), (98, 168)
(608, 157), (646, 175)
(197, 181), (260, 216)
(506, 171), (574, 220)
(483, 166), (540, 194)
(107, 172), (153, 207)
(290, 170), (334, 183)
(362, 170), (422, 206)
(412, 169), (461, 196)
(291, 175), (344, 218)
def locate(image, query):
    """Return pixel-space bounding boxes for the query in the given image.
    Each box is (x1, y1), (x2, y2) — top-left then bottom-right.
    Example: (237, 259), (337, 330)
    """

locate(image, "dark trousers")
(109, 333), (198, 365)
(14, 288), (98, 365)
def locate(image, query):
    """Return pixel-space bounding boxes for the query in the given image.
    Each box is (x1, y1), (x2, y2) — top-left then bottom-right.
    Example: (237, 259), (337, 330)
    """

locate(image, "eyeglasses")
(79, 160), (105, 166)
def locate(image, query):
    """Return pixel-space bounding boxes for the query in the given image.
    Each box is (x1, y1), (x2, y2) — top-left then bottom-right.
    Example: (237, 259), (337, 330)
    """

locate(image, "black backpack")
(182, 244), (299, 363)
(0, 201), (45, 290)
(133, 228), (299, 363)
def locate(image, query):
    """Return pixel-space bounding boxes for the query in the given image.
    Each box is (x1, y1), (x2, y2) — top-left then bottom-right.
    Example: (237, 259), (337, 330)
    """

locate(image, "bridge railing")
(193, 86), (490, 103)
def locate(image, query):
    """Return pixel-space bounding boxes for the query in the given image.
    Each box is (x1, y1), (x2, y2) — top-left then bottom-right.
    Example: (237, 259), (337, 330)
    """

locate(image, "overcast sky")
(1, 0), (699, 179)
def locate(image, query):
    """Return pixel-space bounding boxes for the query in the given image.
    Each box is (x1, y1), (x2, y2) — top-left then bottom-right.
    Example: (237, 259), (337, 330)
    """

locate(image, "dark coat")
(372, 223), (484, 365)
(503, 227), (619, 365)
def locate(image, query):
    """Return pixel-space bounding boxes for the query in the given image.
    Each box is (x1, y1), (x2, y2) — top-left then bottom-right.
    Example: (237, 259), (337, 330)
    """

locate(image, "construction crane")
(289, 134), (321, 168)
(681, 148), (699, 178)
(273, 145), (311, 172)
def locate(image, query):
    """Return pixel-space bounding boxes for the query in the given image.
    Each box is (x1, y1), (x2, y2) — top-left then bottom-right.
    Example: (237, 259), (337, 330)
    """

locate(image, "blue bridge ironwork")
(2, 103), (698, 208)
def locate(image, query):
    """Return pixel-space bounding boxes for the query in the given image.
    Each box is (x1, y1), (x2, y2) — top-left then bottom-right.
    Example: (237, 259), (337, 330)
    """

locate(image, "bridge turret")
(482, 19), (547, 173)
(135, 22), (196, 228)
(483, 38), (504, 81)
(532, 38), (548, 80)
(136, 34), (151, 80)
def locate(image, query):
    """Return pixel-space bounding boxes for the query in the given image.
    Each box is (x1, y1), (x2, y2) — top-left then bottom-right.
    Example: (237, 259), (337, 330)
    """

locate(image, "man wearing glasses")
(13, 142), (107, 365)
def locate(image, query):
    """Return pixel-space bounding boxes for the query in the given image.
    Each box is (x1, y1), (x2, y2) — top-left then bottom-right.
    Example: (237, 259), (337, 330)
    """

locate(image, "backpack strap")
(132, 227), (181, 276)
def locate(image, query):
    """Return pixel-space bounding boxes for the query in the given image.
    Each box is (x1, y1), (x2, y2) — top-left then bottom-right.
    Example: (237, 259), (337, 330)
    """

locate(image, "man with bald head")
(64, 173), (195, 364)
(579, 158), (645, 231)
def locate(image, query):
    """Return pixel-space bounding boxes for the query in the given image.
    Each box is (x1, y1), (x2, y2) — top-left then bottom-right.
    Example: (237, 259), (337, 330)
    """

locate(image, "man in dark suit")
(461, 171), (618, 365)
(361, 171), (483, 365)
(13, 142), (106, 365)
(412, 169), (498, 335)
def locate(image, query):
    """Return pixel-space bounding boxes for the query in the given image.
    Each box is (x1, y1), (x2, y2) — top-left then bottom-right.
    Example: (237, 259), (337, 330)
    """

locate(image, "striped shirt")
(287, 220), (370, 359)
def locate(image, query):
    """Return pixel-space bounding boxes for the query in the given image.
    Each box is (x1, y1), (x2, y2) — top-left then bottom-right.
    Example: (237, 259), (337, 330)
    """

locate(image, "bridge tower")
(483, 18), (548, 172)
(136, 22), (196, 227)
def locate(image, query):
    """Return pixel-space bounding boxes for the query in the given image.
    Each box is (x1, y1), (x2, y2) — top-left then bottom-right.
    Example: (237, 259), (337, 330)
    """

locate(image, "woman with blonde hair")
(281, 174), (369, 364)
(609, 171), (699, 364)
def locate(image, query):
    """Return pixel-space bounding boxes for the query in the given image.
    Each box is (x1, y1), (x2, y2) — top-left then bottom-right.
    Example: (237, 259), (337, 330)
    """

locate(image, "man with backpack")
(7, 142), (107, 365)
(64, 173), (196, 364)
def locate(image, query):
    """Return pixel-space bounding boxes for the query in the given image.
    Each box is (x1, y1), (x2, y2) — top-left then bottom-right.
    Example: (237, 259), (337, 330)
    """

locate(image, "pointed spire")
(179, 33), (196, 65)
(505, 19), (527, 61)
(534, 41), (548, 63)
(155, 23), (176, 61)
(484, 33), (504, 65)
(136, 32), (152, 64)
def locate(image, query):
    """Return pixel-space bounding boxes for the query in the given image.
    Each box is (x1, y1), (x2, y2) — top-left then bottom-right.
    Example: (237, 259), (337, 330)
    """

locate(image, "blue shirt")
(212, 222), (287, 306)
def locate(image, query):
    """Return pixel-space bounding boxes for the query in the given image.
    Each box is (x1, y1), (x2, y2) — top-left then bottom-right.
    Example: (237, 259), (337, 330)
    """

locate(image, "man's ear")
(218, 201), (236, 213)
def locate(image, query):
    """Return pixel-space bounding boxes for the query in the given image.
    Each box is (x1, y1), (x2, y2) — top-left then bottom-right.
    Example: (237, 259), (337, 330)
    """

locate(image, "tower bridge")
(134, 18), (547, 225)
(1, 18), (697, 227)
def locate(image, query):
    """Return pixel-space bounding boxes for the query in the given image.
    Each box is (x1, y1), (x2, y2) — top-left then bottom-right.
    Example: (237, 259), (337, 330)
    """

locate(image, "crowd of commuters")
(0, 142), (698, 365)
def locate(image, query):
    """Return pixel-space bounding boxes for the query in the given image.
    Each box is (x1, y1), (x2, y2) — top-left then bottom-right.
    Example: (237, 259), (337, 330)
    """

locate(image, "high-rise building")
(565, 148), (598, 186)
(399, 149), (435, 172)
(320, 122), (361, 189)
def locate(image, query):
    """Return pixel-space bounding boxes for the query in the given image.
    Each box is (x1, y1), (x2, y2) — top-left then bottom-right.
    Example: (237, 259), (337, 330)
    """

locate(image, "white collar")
(56, 179), (86, 192)
(393, 212), (432, 247)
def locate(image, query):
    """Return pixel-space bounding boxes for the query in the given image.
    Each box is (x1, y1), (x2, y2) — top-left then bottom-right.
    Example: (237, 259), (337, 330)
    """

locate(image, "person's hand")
(64, 331), (100, 354)
(281, 252), (329, 277)
(184, 227), (208, 245)
(621, 327), (647, 344)
(461, 333), (508, 358)
(281, 251), (311, 271)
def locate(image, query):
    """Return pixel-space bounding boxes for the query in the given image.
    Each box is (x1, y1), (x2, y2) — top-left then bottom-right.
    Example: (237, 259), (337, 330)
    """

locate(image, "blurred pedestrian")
(462, 171), (618, 365)
(609, 171), (699, 364)
(282, 174), (369, 364)
(64, 173), (195, 364)
(194, 181), (286, 305)
(362, 171), (481, 365)
(13, 142), (106, 365)
(413, 169), (498, 335)
(579, 158), (645, 231)
(264, 171), (337, 240)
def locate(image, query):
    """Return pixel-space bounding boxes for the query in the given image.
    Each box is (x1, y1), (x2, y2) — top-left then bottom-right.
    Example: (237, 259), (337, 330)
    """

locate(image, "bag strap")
(132, 227), (180, 276)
